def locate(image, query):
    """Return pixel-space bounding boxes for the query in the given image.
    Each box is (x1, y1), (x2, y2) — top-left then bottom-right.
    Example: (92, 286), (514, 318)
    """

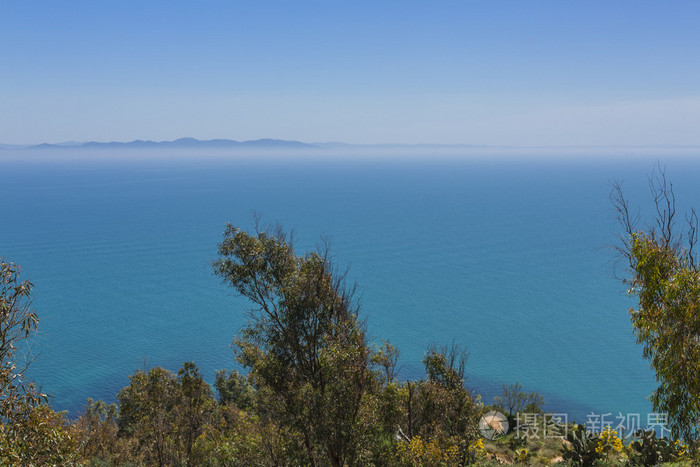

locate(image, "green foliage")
(560, 425), (626, 466)
(612, 172), (700, 441)
(395, 435), (481, 466)
(0, 404), (81, 466)
(116, 362), (217, 466)
(214, 223), (377, 466)
(627, 429), (688, 466)
(396, 344), (483, 465)
(514, 446), (532, 463)
(211, 223), (488, 465)
(0, 260), (43, 423)
(73, 398), (122, 464)
(176, 362), (216, 464)
(371, 340), (400, 385)
(191, 404), (286, 467)
(628, 232), (700, 440)
(75, 361), (301, 466)
(0, 260), (82, 465)
(214, 369), (255, 410)
(562, 424), (602, 466)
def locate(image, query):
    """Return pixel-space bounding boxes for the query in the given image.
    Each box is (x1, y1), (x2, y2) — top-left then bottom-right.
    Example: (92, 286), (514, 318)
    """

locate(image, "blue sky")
(2, 1), (699, 145)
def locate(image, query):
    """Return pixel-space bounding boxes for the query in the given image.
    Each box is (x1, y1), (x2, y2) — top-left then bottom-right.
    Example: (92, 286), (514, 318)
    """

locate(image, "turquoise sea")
(2, 149), (699, 424)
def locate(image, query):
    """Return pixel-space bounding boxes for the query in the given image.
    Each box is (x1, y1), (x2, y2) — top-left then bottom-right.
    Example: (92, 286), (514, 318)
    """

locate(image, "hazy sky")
(2, 1), (700, 146)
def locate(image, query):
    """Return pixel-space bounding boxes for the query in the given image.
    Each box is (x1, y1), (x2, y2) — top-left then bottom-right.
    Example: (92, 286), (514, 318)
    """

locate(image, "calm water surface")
(2, 150), (699, 423)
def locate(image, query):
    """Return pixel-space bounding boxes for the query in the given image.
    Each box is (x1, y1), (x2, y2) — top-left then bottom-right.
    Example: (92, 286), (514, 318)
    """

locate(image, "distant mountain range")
(2, 139), (699, 152)
(0, 137), (317, 150)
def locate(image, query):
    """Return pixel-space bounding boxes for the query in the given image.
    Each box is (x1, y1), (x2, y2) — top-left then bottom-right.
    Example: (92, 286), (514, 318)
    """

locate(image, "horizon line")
(2, 137), (700, 150)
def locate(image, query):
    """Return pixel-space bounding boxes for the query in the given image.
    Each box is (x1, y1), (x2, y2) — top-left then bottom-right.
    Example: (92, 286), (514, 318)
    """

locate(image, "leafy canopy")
(612, 167), (700, 441)
(214, 223), (373, 467)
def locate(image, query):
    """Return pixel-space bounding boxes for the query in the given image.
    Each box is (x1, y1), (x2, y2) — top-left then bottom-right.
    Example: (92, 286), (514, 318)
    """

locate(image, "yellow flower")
(596, 427), (623, 456)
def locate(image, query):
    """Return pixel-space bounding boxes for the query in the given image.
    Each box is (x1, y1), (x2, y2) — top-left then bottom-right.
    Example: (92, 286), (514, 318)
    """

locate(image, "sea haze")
(1, 149), (699, 422)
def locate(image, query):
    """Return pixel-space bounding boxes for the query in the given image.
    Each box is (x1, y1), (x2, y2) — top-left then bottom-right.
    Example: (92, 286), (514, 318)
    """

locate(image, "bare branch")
(609, 181), (639, 273)
(611, 166), (700, 440)
(610, 181), (636, 237)
(687, 207), (698, 270)
(649, 163), (678, 250)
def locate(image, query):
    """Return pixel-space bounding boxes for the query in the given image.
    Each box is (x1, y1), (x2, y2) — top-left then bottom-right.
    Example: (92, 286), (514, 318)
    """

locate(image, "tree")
(0, 404), (80, 466)
(117, 366), (179, 466)
(213, 223), (374, 467)
(398, 344), (483, 465)
(0, 260), (82, 465)
(611, 167), (700, 441)
(214, 368), (255, 410)
(116, 362), (217, 466)
(493, 382), (545, 418)
(72, 398), (123, 465)
(176, 362), (215, 465)
(0, 260), (41, 423)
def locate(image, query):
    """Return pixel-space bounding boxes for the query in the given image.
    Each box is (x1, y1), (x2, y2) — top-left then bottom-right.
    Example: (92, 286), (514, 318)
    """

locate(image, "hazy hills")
(2, 139), (699, 158)
(0, 138), (317, 150)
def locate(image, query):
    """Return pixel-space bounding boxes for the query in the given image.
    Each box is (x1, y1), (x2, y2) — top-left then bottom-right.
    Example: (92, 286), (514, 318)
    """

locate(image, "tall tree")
(214, 223), (373, 466)
(117, 366), (180, 466)
(176, 362), (215, 465)
(399, 344), (482, 464)
(0, 260), (81, 465)
(117, 362), (217, 466)
(611, 167), (700, 440)
(0, 260), (41, 423)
